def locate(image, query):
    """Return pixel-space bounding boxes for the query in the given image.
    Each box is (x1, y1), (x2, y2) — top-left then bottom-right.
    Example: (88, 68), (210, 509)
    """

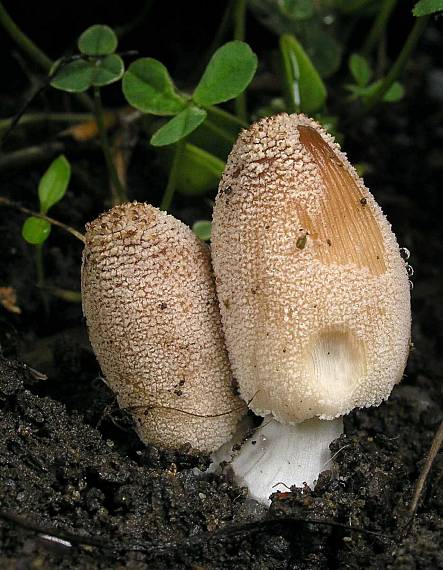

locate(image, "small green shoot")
(413, 0), (443, 16)
(22, 155), (71, 245)
(279, 33), (327, 114)
(192, 220), (212, 242)
(349, 54), (372, 88)
(346, 53), (404, 103)
(51, 25), (124, 93)
(123, 40), (257, 147)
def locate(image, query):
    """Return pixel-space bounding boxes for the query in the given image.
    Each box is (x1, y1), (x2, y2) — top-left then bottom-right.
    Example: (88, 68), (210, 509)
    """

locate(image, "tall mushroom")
(211, 113), (411, 503)
(82, 202), (245, 453)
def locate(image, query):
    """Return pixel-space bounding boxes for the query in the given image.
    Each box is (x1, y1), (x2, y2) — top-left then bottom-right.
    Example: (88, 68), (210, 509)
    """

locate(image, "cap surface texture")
(82, 202), (244, 452)
(211, 113), (411, 423)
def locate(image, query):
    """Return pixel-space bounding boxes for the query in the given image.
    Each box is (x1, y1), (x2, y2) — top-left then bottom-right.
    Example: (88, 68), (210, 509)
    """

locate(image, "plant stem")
(0, 196), (85, 243)
(205, 119), (236, 144)
(35, 244), (49, 314)
(160, 138), (186, 211)
(195, 0), (234, 82)
(93, 87), (126, 205)
(0, 142), (66, 172)
(114, 0), (154, 38)
(0, 112), (94, 132)
(35, 245), (45, 287)
(0, 1), (52, 71)
(206, 105), (247, 128)
(0, 2), (92, 111)
(363, 15), (429, 113)
(362, 0), (398, 56)
(233, 0), (248, 123)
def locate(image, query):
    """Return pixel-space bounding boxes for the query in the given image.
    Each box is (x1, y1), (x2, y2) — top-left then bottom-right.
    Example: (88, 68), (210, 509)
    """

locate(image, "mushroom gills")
(223, 416), (343, 504)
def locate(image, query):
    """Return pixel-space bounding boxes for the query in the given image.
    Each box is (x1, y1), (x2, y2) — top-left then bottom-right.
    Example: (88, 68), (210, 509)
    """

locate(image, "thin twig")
(0, 508), (392, 557)
(0, 112), (94, 132)
(407, 419), (443, 522)
(0, 142), (67, 171)
(0, 196), (85, 243)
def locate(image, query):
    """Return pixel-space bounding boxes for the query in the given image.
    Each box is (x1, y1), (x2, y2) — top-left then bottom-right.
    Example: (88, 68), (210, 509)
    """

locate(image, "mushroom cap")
(82, 202), (244, 452)
(211, 113), (411, 423)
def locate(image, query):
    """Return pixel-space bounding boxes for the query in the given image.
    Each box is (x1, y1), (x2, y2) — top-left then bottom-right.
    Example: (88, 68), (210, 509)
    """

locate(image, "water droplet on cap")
(400, 247), (410, 260)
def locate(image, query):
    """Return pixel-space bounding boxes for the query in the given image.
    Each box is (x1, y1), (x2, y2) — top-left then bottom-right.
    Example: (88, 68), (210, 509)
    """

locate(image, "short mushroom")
(81, 202), (245, 453)
(211, 113), (411, 503)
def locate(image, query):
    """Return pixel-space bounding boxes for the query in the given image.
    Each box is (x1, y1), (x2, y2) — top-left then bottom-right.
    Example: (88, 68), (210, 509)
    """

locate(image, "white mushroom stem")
(226, 416), (343, 505)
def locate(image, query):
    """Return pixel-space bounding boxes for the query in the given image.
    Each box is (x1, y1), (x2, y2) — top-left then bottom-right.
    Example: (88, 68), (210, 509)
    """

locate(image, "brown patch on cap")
(298, 125), (386, 276)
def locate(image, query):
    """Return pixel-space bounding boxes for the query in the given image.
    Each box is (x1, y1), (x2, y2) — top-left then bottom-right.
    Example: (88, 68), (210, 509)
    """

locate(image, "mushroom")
(211, 113), (411, 503)
(81, 202), (245, 453)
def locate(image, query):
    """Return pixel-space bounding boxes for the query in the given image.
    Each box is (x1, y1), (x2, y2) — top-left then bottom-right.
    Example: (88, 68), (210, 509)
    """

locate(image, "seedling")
(346, 53), (404, 103)
(50, 25), (126, 204)
(22, 155), (71, 246)
(21, 155), (71, 309)
(123, 41), (257, 210)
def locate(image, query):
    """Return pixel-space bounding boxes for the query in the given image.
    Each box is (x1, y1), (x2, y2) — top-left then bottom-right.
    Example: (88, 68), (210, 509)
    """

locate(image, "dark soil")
(0, 2), (442, 568)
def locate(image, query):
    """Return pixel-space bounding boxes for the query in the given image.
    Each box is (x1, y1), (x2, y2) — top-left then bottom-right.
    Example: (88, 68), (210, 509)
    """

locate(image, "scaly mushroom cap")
(82, 202), (244, 452)
(211, 113), (411, 423)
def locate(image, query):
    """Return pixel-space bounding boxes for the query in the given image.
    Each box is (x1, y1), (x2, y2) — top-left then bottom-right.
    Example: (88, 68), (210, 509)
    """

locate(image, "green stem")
(362, 0), (398, 56)
(363, 15), (429, 113)
(0, 112), (94, 131)
(35, 244), (49, 314)
(114, 0), (154, 37)
(233, 0), (248, 123)
(93, 87), (126, 205)
(195, 0), (234, 81)
(206, 105), (248, 128)
(160, 138), (186, 211)
(0, 1), (52, 71)
(205, 119), (236, 144)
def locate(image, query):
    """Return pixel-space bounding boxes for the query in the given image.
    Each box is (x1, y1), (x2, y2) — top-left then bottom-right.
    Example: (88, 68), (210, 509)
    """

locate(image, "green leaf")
(22, 217), (51, 245)
(248, 1), (342, 77)
(279, 34), (327, 114)
(346, 79), (404, 103)
(193, 41), (257, 106)
(50, 59), (94, 93)
(192, 220), (212, 241)
(38, 155), (71, 214)
(91, 54), (124, 86)
(78, 24), (118, 56)
(122, 58), (187, 116)
(349, 53), (372, 87)
(413, 0), (443, 16)
(150, 107), (207, 147)
(279, 0), (314, 20)
(176, 144), (225, 195)
(382, 81), (404, 102)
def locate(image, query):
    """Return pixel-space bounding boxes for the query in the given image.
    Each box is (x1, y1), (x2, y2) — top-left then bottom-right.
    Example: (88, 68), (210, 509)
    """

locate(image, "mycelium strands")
(82, 202), (245, 453)
(211, 113), (411, 502)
